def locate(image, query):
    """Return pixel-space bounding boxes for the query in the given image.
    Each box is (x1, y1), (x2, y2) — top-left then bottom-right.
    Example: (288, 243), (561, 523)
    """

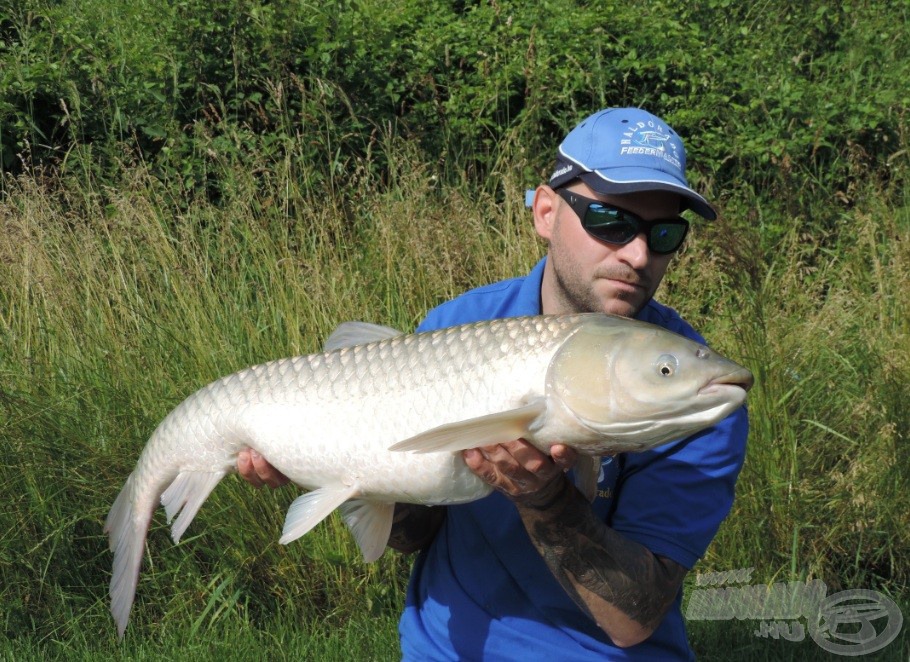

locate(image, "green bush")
(2, 1), (907, 215)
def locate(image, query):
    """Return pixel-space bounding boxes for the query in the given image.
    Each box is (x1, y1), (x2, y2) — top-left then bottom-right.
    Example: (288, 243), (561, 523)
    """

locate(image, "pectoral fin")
(572, 454), (601, 503)
(339, 499), (395, 562)
(389, 400), (547, 454)
(279, 484), (359, 545)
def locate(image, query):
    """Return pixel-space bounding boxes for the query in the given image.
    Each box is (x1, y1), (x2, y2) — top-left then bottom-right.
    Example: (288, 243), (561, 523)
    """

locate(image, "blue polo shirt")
(399, 258), (749, 660)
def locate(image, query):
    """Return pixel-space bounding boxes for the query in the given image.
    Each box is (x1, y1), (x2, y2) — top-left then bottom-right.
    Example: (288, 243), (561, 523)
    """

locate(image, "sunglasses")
(555, 188), (690, 255)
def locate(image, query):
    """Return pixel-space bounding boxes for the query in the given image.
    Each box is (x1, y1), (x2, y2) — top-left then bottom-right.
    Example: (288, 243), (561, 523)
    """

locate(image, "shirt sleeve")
(607, 405), (749, 569)
(415, 307), (444, 333)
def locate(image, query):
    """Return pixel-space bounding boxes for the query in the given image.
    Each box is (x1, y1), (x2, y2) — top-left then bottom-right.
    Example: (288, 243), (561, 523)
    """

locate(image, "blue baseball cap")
(526, 108), (716, 220)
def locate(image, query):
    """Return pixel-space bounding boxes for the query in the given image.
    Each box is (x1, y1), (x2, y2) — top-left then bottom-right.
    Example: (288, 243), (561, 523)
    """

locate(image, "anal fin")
(339, 499), (395, 562)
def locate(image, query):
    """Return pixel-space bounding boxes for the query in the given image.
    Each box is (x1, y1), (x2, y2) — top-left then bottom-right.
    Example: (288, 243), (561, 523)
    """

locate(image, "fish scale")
(105, 313), (753, 637)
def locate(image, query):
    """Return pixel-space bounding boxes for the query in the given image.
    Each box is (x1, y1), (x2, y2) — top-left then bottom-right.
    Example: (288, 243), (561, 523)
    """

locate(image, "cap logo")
(549, 163), (574, 181)
(634, 130), (670, 150)
(619, 120), (681, 170)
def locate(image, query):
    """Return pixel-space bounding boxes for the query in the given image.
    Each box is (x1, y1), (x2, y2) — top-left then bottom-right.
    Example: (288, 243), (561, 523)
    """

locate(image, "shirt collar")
(514, 257), (547, 316)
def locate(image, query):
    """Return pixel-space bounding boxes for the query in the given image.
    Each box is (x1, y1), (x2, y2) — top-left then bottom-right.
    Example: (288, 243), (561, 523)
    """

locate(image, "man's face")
(534, 182), (683, 318)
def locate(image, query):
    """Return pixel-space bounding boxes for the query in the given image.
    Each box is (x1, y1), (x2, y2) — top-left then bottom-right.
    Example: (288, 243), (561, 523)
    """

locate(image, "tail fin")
(105, 474), (152, 639)
(105, 469), (227, 638)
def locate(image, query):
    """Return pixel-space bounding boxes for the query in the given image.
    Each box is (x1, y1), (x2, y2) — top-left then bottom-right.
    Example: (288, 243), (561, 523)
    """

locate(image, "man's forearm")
(514, 476), (686, 648)
(387, 503), (446, 554)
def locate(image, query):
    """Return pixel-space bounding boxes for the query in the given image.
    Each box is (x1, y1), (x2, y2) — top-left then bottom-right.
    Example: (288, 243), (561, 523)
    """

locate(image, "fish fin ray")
(389, 400), (547, 454)
(160, 471), (226, 544)
(105, 473), (154, 639)
(323, 322), (404, 351)
(279, 484), (359, 545)
(104, 475), (133, 551)
(572, 454), (601, 503)
(339, 499), (395, 562)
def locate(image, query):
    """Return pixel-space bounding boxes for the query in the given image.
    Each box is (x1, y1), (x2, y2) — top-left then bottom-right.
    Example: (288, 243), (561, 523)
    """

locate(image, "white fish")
(105, 313), (752, 637)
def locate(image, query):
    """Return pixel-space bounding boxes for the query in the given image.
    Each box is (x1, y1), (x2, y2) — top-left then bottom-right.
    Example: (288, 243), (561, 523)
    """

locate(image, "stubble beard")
(550, 255), (654, 318)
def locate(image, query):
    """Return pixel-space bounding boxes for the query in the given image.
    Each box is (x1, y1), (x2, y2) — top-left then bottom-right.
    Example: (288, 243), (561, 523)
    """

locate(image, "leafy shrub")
(2, 0), (907, 223)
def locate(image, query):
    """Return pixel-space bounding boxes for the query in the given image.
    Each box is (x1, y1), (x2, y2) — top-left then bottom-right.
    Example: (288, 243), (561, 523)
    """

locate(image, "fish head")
(546, 315), (753, 452)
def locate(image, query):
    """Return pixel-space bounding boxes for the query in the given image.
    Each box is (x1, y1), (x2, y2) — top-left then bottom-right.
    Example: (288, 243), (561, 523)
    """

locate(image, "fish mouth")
(700, 368), (755, 395)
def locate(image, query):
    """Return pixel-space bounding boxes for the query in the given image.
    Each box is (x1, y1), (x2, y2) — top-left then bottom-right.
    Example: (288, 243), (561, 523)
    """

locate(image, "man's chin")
(593, 287), (648, 318)
(604, 305), (641, 317)
(589, 280), (650, 318)
(598, 299), (644, 319)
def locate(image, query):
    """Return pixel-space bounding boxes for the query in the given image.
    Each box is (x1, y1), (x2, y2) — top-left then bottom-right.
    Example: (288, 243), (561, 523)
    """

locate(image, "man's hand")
(234, 448), (442, 553)
(462, 439), (578, 500)
(464, 438), (684, 647)
(236, 449), (290, 489)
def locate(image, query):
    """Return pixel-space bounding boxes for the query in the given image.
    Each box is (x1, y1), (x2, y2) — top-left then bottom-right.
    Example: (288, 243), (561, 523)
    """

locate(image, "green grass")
(0, 142), (544, 657)
(1, 609), (402, 661)
(2, 138), (907, 657)
(2, 3), (909, 650)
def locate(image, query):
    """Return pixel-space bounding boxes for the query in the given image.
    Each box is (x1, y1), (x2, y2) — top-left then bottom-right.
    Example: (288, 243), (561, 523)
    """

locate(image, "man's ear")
(532, 186), (559, 241)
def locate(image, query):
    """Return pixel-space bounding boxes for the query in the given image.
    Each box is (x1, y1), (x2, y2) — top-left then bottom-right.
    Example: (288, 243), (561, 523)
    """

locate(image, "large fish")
(105, 313), (752, 637)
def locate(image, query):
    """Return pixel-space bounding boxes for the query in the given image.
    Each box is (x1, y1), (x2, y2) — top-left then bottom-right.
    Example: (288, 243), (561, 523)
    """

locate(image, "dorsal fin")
(323, 321), (404, 351)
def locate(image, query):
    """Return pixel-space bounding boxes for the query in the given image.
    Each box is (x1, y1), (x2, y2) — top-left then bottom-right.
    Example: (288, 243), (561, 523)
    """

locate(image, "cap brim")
(581, 170), (717, 220)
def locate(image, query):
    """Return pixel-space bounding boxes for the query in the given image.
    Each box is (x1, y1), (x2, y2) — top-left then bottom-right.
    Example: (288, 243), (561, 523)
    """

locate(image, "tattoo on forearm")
(386, 503), (446, 554)
(517, 482), (685, 632)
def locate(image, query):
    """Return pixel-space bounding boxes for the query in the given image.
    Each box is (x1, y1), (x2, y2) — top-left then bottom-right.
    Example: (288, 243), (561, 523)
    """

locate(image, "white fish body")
(105, 313), (752, 637)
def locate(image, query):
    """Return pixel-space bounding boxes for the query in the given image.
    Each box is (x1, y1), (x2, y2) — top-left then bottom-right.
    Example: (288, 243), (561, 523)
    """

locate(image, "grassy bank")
(1, 0), (908, 657)
(1, 136), (907, 657)
(0, 144), (543, 655)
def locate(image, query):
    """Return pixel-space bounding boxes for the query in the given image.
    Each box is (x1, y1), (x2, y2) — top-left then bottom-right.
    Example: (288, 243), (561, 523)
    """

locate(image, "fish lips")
(698, 368), (754, 400)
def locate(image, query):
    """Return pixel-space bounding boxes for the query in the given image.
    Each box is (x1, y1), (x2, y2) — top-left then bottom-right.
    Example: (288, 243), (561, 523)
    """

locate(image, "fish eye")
(656, 354), (679, 377)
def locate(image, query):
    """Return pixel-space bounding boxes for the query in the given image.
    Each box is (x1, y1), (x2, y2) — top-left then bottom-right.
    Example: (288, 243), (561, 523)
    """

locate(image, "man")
(239, 108), (749, 659)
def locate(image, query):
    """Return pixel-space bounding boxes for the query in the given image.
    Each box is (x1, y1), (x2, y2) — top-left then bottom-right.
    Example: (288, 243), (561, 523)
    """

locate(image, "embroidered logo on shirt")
(595, 456), (616, 500)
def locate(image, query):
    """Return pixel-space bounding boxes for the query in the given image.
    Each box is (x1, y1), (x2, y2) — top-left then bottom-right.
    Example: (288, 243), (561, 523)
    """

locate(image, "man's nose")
(613, 233), (650, 269)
